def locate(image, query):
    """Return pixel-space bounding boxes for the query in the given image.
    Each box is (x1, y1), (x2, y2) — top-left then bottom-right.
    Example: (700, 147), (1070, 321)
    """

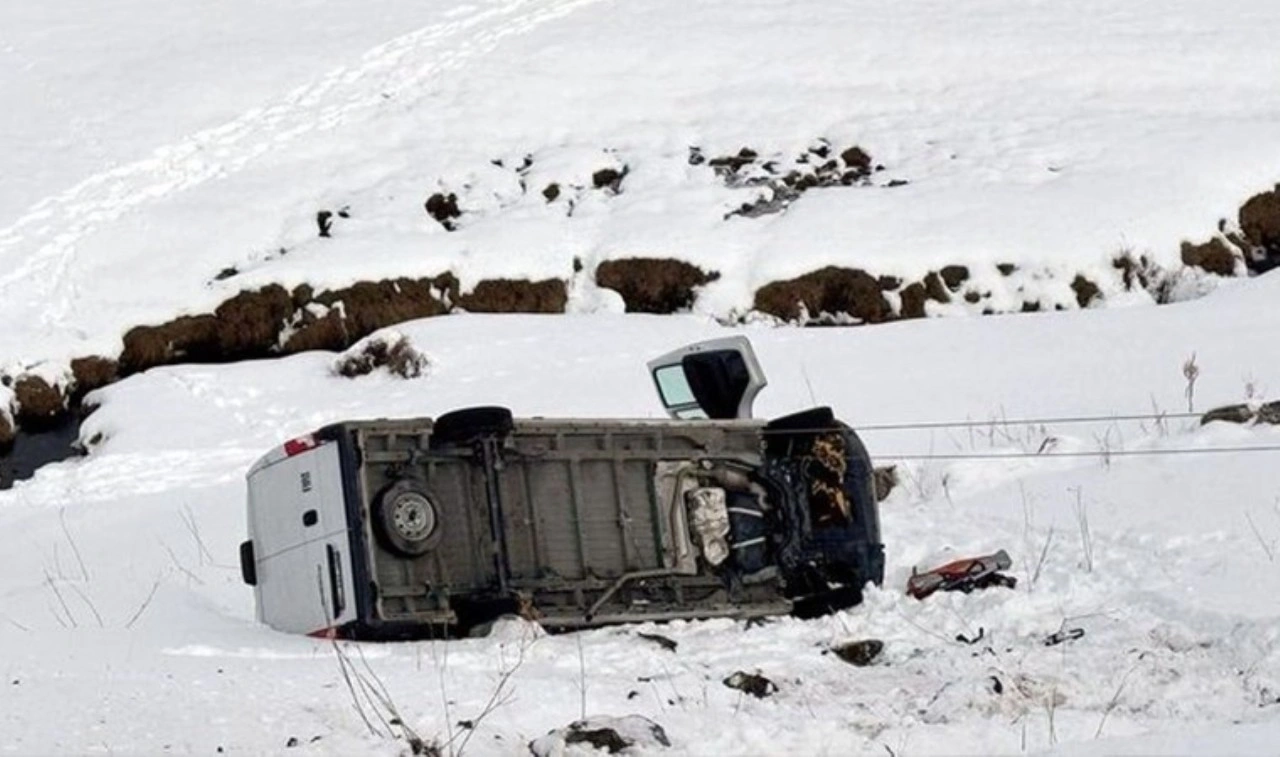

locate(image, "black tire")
(372, 480), (442, 557)
(790, 584), (865, 619)
(429, 406), (514, 447)
(763, 406), (839, 456)
(764, 406), (835, 433)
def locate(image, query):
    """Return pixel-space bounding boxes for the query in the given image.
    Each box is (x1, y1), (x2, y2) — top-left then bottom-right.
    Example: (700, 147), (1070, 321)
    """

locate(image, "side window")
(653, 365), (708, 419)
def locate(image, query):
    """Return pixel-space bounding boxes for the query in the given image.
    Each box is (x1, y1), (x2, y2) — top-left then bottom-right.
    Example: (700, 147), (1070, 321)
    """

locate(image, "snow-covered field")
(3, 0), (1280, 753)
(6, 290), (1280, 754)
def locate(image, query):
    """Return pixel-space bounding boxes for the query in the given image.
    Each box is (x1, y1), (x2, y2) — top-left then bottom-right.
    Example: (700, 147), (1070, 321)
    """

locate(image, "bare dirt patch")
(939, 265), (969, 291)
(283, 275), (457, 353)
(754, 267), (891, 323)
(0, 414), (13, 453)
(1239, 185), (1280, 272)
(595, 258), (719, 313)
(70, 356), (119, 401)
(120, 285), (294, 372)
(1180, 238), (1240, 276)
(456, 278), (568, 313)
(13, 375), (66, 430)
(1071, 275), (1101, 308)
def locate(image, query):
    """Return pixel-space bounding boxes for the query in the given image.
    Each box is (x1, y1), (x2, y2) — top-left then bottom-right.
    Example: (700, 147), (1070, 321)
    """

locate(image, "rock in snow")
(529, 715), (671, 756)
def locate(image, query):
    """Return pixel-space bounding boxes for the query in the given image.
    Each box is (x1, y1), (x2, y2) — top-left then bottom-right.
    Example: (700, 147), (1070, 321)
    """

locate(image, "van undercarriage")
(242, 338), (884, 638)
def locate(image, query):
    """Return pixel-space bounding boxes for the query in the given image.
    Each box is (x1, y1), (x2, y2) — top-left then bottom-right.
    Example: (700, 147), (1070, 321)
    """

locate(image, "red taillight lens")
(283, 435), (317, 457)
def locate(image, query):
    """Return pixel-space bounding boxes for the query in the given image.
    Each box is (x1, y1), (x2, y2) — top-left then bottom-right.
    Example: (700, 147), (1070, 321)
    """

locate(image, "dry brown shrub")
(333, 332), (429, 379)
(1180, 238), (1240, 276)
(754, 267), (890, 323)
(13, 375), (67, 428)
(1070, 275), (1101, 308)
(456, 279), (567, 313)
(595, 258), (719, 313)
(70, 356), (119, 400)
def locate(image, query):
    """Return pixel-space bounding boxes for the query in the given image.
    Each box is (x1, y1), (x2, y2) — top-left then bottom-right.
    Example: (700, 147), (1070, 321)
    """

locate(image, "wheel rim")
(391, 492), (436, 542)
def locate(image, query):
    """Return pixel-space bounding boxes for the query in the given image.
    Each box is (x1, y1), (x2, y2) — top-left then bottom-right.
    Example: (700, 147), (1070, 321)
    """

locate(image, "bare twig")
(160, 540), (205, 585)
(1095, 661), (1143, 739)
(1148, 395), (1169, 437)
(333, 639), (382, 737)
(894, 608), (953, 645)
(1, 613), (30, 632)
(1032, 525), (1056, 588)
(125, 573), (165, 629)
(46, 599), (70, 629)
(799, 362), (819, 407)
(1073, 488), (1094, 573)
(452, 631), (532, 756)
(1092, 428), (1114, 470)
(349, 642), (432, 756)
(180, 505), (216, 567)
(69, 583), (104, 628)
(1046, 684), (1058, 746)
(1182, 353), (1200, 413)
(656, 659), (688, 713)
(355, 644), (398, 717)
(43, 569), (77, 628)
(1021, 483), (1034, 580)
(51, 543), (67, 581)
(1245, 511), (1275, 562)
(59, 508), (90, 582)
(318, 574), (381, 738)
(647, 677), (668, 713)
(433, 636), (455, 755)
(348, 647), (395, 736)
(576, 632), (588, 720)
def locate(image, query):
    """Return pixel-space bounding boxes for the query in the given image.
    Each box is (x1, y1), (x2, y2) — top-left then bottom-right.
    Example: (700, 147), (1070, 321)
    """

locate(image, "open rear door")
(647, 336), (767, 420)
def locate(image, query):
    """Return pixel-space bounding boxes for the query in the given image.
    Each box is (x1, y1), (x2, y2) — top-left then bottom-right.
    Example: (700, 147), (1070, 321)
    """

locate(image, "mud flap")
(239, 540), (256, 586)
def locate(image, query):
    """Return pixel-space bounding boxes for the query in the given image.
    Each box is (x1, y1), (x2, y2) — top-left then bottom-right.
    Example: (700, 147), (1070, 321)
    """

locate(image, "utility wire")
(758, 412), (1202, 437)
(879, 445), (1280, 461)
(855, 411), (1202, 432)
(752, 409), (1278, 460)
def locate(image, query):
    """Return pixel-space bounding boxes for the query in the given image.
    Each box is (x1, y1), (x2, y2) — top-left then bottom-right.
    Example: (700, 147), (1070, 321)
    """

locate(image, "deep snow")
(5, 277), (1280, 753)
(4, 0), (1280, 753)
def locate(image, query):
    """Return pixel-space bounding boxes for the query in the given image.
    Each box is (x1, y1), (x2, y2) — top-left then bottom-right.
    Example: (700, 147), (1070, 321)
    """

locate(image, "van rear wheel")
(373, 481), (441, 557)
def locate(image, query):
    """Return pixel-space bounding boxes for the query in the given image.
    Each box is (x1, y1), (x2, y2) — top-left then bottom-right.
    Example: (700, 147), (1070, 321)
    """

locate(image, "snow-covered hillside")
(3, 0), (1280, 754)
(2, 0), (1280, 372)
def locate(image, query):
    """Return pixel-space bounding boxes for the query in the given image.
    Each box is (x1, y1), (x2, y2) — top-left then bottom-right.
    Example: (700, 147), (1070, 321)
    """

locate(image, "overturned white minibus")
(240, 337), (884, 638)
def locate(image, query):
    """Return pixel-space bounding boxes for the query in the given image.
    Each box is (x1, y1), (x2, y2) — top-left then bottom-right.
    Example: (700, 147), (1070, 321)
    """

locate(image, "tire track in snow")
(0, 0), (607, 331)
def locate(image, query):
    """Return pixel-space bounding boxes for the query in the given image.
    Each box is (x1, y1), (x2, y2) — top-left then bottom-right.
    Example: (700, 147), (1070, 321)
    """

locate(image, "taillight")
(283, 435), (317, 457)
